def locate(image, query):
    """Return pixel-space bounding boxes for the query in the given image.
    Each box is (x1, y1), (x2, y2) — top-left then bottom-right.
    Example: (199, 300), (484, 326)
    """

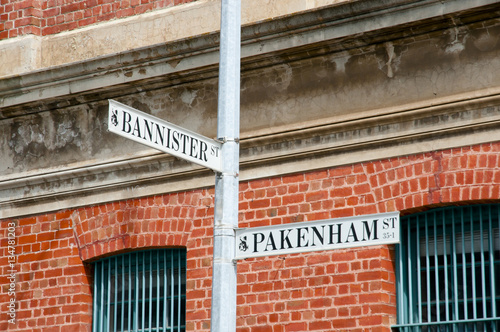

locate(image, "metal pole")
(211, 0), (240, 331)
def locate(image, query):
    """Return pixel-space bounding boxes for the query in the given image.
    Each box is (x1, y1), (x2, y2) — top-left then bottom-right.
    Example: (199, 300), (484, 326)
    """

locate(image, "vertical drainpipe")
(211, 0), (241, 331)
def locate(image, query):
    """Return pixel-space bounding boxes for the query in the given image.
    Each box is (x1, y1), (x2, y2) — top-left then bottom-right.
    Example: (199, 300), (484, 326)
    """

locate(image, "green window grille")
(394, 204), (500, 331)
(93, 249), (186, 332)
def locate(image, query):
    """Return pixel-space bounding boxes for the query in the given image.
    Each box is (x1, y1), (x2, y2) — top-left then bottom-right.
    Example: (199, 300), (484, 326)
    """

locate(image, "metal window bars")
(394, 205), (500, 331)
(93, 249), (186, 332)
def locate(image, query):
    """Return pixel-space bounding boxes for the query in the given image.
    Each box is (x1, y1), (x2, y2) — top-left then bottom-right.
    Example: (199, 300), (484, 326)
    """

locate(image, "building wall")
(2, 0), (500, 331)
(0, 0), (346, 77)
(0, 0), (196, 38)
(1, 141), (499, 331)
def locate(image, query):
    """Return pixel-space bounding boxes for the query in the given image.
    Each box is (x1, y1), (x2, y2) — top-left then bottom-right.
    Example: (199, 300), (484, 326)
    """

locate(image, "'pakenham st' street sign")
(108, 100), (222, 172)
(235, 212), (399, 260)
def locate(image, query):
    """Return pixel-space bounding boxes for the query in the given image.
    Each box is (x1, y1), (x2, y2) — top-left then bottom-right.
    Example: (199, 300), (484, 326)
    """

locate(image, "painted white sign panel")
(235, 212), (399, 260)
(108, 100), (223, 172)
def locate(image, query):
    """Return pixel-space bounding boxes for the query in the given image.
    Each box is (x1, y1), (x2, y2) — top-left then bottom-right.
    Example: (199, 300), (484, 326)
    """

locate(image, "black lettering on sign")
(362, 219), (378, 241)
(265, 233), (277, 251)
(280, 229), (293, 250)
(165, 128), (172, 149)
(329, 223), (341, 244)
(190, 137), (199, 158)
(253, 233), (265, 253)
(311, 225), (325, 247)
(211, 146), (219, 157)
(200, 141), (208, 162)
(181, 133), (189, 154)
(143, 119), (154, 141)
(172, 131), (180, 151)
(154, 123), (165, 145)
(296, 227), (309, 248)
(132, 117), (141, 138)
(346, 223), (358, 243)
(122, 111), (132, 133)
(383, 217), (397, 229)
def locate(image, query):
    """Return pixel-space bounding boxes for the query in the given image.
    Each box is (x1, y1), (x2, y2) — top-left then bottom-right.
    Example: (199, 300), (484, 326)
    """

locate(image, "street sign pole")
(211, 0), (241, 331)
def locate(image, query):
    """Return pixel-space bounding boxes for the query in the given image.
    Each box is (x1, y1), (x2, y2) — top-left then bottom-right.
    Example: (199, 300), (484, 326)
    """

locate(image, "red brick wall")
(0, 211), (93, 331)
(0, 0), (196, 39)
(1, 142), (499, 331)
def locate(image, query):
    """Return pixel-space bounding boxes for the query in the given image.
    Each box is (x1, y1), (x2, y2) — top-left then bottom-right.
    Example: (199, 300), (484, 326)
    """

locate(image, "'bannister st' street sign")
(108, 100), (223, 172)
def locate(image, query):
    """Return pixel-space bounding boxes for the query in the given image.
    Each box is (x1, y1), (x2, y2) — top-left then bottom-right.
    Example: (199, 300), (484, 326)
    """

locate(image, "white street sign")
(108, 100), (223, 172)
(235, 212), (399, 260)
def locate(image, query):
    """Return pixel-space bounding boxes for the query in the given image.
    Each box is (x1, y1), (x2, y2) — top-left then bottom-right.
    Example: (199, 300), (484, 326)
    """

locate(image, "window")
(93, 249), (186, 332)
(395, 205), (500, 331)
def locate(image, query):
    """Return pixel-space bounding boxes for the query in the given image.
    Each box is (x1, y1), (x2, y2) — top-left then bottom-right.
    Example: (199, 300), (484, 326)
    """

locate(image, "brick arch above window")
(69, 189), (214, 262)
(367, 144), (500, 215)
